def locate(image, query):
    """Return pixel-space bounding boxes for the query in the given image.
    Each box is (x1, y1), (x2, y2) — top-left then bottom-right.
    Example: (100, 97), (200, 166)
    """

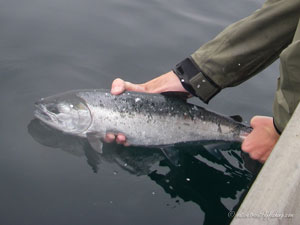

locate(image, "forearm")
(142, 71), (187, 93)
(174, 0), (300, 103)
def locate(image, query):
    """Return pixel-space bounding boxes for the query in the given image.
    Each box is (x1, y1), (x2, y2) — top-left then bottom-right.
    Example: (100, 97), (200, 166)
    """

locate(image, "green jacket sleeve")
(173, 0), (300, 103)
(273, 18), (300, 133)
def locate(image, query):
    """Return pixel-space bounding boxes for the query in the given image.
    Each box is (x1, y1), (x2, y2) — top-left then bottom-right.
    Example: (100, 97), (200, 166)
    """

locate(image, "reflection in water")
(28, 119), (261, 224)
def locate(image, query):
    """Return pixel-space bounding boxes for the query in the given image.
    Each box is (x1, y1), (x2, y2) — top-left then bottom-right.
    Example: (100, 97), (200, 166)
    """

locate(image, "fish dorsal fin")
(161, 91), (191, 101)
(87, 132), (103, 154)
(230, 115), (243, 123)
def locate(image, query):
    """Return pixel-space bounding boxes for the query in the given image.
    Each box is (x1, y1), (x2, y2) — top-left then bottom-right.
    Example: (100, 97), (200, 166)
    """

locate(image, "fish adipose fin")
(87, 132), (103, 154)
(161, 92), (191, 101)
(230, 115), (243, 123)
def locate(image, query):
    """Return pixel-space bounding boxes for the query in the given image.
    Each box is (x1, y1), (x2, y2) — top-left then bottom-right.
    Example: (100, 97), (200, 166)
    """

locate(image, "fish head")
(34, 92), (92, 134)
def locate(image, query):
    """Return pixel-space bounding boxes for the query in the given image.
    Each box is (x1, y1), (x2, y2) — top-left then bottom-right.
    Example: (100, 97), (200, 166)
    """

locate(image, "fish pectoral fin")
(160, 147), (180, 166)
(230, 115), (243, 123)
(160, 91), (191, 101)
(87, 132), (103, 154)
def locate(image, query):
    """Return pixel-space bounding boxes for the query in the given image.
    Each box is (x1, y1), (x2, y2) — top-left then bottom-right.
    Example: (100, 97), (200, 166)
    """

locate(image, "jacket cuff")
(273, 118), (282, 135)
(173, 57), (221, 103)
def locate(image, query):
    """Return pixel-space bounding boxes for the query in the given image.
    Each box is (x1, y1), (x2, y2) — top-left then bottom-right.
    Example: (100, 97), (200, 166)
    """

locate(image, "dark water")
(0, 0), (276, 224)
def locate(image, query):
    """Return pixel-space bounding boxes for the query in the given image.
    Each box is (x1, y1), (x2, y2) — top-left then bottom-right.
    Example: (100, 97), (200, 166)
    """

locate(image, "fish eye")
(47, 105), (60, 114)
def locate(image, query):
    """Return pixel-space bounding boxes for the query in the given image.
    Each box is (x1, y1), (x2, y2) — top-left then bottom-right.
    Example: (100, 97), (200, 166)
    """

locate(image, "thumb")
(124, 81), (146, 92)
(250, 116), (261, 128)
(111, 78), (126, 95)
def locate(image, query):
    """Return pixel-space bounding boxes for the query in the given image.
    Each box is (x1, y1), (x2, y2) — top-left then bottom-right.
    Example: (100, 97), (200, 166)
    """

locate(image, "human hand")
(241, 116), (280, 163)
(104, 71), (187, 145)
(104, 78), (145, 146)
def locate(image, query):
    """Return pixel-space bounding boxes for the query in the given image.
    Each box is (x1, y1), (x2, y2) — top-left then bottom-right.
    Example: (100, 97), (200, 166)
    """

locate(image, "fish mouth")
(34, 103), (58, 126)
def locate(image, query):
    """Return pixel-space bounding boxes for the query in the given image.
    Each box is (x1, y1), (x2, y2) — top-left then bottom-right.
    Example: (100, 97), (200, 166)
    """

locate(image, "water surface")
(0, 0), (276, 224)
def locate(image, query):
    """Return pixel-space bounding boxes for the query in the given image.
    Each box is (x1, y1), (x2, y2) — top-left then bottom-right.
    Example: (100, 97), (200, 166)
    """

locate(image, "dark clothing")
(273, 19), (300, 132)
(173, 0), (300, 133)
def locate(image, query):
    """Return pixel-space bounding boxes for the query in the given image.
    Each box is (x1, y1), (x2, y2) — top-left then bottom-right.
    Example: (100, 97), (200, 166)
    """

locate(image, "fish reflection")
(28, 119), (261, 225)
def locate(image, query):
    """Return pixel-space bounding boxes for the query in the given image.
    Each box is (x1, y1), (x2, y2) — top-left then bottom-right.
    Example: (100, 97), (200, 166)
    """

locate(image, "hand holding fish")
(34, 69), (279, 163)
(106, 73), (280, 163)
(105, 71), (187, 145)
(242, 116), (280, 163)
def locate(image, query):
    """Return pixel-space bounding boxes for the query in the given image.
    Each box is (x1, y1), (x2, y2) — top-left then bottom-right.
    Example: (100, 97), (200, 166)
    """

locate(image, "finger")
(241, 136), (252, 153)
(104, 133), (116, 143)
(241, 122), (264, 152)
(111, 78), (126, 95)
(124, 141), (130, 147)
(249, 151), (263, 161)
(259, 157), (267, 164)
(250, 115), (271, 128)
(124, 81), (145, 92)
(239, 132), (249, 141)
(260, 151), (271, 163)
(116, 134), (126, 144)
(250, 116), (260, 128)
